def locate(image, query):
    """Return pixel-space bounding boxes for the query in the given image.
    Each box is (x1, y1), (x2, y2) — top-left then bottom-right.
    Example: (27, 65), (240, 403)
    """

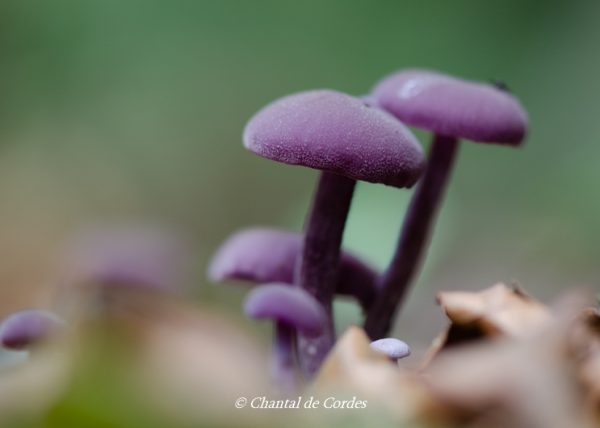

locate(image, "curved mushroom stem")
(296, 171), (356, 378)
(364, 135), (459, 339)
(271, 322), (298, 395)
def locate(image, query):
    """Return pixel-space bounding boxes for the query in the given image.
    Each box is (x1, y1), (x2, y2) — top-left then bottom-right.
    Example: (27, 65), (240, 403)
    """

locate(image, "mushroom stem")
(296, 171), (356, 377)
(364, 135), (459, 339)
(271, 322), (298, 395)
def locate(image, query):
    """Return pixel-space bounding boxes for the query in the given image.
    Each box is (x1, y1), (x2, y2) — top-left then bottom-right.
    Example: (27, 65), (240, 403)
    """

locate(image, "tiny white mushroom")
(370, 338), (411, 362)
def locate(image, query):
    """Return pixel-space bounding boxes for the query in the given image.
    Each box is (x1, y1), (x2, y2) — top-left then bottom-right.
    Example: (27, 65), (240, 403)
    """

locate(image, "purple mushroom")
(364, 69), (528, 338)
(244, 283), (326, 393)
(0, 309), (65, 351)
(66, 225), (189, 293)
(244, 89), (424, 376)
(370, 337), (411, 363)
(208, 227), (378, 309)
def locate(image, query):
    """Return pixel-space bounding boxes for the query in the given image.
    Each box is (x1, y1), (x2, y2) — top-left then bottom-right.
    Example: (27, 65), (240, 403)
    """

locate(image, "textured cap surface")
(372, 69), (528, 145)
(244, 284), (326, 336)
(244, 90), (424, 188)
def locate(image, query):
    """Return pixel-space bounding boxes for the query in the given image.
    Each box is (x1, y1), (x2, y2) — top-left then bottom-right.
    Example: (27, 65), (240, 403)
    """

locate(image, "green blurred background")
(1, 0), (599, 347)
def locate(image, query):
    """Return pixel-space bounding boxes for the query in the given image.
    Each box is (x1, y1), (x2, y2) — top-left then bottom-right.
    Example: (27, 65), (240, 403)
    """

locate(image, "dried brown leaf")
(437, 283), (551, 337)
(423, 290), (596, 428)
(572, 307), (600, 419)
(313, 326), (441, 422)
(422, 283), (552, 366)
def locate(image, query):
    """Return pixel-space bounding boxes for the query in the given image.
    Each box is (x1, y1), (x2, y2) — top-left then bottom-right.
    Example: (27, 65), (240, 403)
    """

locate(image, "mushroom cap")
(243, 89), (424, 188)
(0, 309), (65, 350)
(371, 69), (528, 145)
(207, 227), (378, 307)
(208, 228), (300, 284)
(244, 284), (326, 337)
(370, 338), (411, 360)
(67, 225), (188, 292)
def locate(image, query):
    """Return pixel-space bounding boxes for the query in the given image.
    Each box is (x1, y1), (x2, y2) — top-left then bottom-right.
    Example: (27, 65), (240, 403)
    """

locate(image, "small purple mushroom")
(208, 227), (378, 309)
(244, 283), (326, 393)
(370, 338), (411, 363)
(0, 309), (65, 351)
(365, 69), (528, 338)
(244, 89), (424, 376)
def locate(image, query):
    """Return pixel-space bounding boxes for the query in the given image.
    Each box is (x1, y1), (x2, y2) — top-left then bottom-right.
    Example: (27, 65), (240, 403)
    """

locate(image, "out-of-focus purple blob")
(207, 227), (378, 308)
(372, 69), (528, 145)
(244, 284), (326, 337)
(66, 225), (189, 292)
(243, 89), (424, 188)
(0, 310), (65, 350)
(370, 337), (411, 361)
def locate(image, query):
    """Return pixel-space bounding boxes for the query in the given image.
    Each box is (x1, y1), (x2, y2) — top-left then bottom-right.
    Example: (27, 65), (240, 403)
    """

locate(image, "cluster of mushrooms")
(6, 70), (600, 428)
(208, 68), (528, 391)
